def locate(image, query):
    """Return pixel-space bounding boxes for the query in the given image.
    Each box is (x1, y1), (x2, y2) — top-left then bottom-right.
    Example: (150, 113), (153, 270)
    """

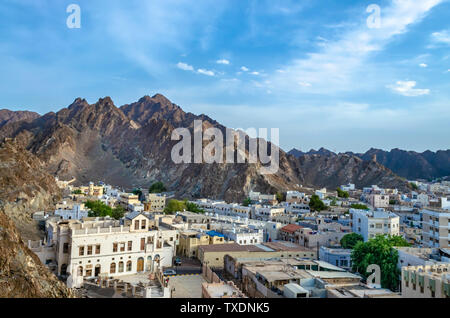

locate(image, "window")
(141, 238), (146, 251)
(110, 263), (116, 274)
(141, 220), (146, 229)
(79, 246), (85, 256)
(127, 261), (132, 272)
(87, 245), (93, 255)
(128, 241), (132, 251)
(113, 243), (118, 252)
(119, 262), (124, 273)
(63, 243), (69, 254)
(135, 220), (140, 230)
(120, 243), (125, 252)
(95, 245), (101, 254)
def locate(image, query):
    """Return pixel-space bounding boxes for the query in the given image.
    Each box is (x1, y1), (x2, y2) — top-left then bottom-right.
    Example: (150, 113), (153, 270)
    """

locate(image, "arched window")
(110, 263), (116, 274)
(78, 266), (83, 276)
(126, 261), (132, 272)
(119, 261), (124, 273)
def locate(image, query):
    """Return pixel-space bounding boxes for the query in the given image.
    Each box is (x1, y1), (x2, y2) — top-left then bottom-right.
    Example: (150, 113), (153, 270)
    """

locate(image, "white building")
(248, 190), (276, 202)
(368, 194), (390, 209)
(192, 199), (226, 213)
(253, 206), (285, 221)
(350, 209), (400, 241)
(213, 203), (251, 218)
(340, 184), (355, 192)
(315, 188), (327, 199)
(286, 202), (310, 215)
(55, 202), (89, 220)
(48, 213), (177, 288)
(286, 191), (306, 202)
(223, 228), (264, 245)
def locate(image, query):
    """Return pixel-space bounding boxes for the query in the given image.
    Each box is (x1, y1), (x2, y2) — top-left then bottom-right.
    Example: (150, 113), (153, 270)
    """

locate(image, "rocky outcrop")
(0, 140), (71, 298)
(0, 139), (62, 239)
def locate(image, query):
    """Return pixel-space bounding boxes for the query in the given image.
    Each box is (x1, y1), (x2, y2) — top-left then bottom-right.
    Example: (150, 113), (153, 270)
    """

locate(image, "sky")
(0, 0), (449, 153)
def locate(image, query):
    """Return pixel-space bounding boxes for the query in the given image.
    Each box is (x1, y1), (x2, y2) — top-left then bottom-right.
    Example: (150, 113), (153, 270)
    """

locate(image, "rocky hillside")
(0, 94), (409, 202)
(0, 139), (71, 298)
(0, 109), (40, 128)
(0, 139), (62, 239)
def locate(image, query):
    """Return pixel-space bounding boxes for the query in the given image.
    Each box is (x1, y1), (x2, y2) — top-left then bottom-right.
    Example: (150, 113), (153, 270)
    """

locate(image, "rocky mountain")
(0, 109), (40, 128)
(0, 139), (72, 297)
(290, 146), (450, 181)
(0, 94), (409, 202)
(358, 148), (450, 181)
(288, 147), (337, 158)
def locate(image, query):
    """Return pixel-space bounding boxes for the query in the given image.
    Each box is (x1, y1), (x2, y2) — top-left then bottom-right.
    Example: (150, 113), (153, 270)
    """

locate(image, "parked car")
(163, 269), (177, 276)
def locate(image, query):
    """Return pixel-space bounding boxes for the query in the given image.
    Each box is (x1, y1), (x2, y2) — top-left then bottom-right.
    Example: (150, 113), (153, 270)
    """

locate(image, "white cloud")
(240, 66), (249, 72)
(250, 71), (260, 75)
(217, 59), (230, 65)
(298, 81), (312, 87)
(197, 68), (215, 76)
(177, 62), (194, 71)
(269, 0), (443, 94)
(388, 81), (430, 97)
(430, 29), (450, 46)
(419, 63), (428, 68)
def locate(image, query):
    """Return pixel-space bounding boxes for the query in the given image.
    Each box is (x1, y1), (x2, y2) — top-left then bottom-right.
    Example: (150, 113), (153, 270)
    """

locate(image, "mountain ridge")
(0, 94), (409, 202)
(289, 147), (450, 180)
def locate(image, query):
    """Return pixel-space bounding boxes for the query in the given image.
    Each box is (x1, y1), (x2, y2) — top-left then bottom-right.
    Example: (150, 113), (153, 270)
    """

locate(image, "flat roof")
(284, 283), (309, 294)
(263, 241), (315, 252)
(199, 243), (265, 253)
(306, 271), (361, 279)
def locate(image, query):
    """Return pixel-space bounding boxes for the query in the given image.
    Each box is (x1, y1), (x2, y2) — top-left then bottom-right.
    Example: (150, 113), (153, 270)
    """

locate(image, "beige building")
(177, 230), (230, 258)
(198, 241), (316, 268)
(421, 208), (450, 248)
(73, 182), (104, 197)
(240, 258), (361, 298)
(145, 193), (166, 213)
(118, 193), (140, 210)
(401, 264), (450, 298)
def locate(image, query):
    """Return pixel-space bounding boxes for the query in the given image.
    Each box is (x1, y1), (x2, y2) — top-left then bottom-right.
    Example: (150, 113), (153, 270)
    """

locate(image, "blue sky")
(0, 0), (449, 153)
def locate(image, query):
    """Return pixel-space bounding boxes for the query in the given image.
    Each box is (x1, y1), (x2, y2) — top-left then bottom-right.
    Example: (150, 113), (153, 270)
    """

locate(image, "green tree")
(86, 200), (112, 217)
(336, 188), (349, 198)
(111, 206), (125, 220)
(351, 235), (410, 291)
(185, 201), (205, 214)
(149, 182), (167, 194)
(132, 188), (143, 197)
(330, 198), (338, 206)
(350, 203), (369, 210)
(276, 192), (286, 203)
(164, 199), (186, 214)
(409, 182), (419, 190)
(72, 189), (83, 195)
(242, 197), (252, 207)
(309, 194), (327, 212)
(340, 233), (364, 249)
